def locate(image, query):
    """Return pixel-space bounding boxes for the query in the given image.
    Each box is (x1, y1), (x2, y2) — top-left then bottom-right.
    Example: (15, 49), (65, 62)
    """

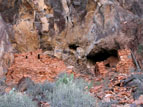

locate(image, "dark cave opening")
(86, 49), (118, 64)
(69, 44), (79, 50)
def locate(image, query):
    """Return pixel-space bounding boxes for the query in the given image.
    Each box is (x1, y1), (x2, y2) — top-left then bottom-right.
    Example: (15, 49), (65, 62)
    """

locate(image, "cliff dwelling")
(87, 49), (134, 75)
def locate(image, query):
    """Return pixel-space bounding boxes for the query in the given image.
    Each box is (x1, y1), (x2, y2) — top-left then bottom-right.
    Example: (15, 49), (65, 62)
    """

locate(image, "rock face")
(0, 0), (21, 23)
(13, 19), (40, 52)
(0, 0), (143, 70)
(0, 14), (13, 79)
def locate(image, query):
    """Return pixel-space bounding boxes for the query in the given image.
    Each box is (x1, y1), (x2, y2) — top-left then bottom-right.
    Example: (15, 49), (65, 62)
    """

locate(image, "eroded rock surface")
(1, 1), (143, 106)
(0, 0), (143, 72)
(0, 0), (21, 23)
(0, 14), (13, 79)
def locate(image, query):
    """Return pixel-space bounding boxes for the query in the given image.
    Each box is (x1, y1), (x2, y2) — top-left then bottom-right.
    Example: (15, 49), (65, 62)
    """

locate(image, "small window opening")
(69, 44), (79, 50)
(105, 63), (110, 67)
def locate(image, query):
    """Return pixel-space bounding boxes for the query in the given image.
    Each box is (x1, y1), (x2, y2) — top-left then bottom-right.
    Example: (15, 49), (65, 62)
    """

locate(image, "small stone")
(46, 14), (54, 18)
(40, 17), (49, 32)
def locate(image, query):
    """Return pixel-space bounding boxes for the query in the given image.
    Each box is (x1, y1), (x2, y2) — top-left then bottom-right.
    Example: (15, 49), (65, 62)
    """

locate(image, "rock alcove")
(86, 49), (119, 72)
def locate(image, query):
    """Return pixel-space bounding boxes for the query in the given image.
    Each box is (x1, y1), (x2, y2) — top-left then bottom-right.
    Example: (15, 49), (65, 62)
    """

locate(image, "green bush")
(137, 44), (143, 54)
(45, 73), (96, 107)
(0, 92), (37, 107)
(24, 73), (96, 107)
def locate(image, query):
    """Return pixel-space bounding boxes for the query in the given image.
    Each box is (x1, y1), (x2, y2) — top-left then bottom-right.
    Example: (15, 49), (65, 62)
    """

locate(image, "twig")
(130, 50), (141, 72)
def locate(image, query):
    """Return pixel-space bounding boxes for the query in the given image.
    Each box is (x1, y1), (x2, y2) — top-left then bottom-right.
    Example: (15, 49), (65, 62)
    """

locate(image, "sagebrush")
(25, 73), (96, 107)
(0, 92), (37, 107)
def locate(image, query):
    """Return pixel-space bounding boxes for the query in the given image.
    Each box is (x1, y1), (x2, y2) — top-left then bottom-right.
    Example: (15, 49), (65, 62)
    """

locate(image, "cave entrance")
(86, 49), (119, 69)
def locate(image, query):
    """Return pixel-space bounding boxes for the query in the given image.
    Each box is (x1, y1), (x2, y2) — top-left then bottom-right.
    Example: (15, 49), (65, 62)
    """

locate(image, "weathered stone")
(0, 0), (143, 73)
(13, 19), (40, 52)
(118, 0), (143, 17)
(0, 14), (13, 78)
(0, 0), (21, 23)
(40, 17), (49, 33)
(121, 74), (143, 100)
(16, 77), (35, 92)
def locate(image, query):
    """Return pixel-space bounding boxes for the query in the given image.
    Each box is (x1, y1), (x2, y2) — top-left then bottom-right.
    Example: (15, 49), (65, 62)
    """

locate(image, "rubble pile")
(90, 72), (135, 104)
(90, 49), (137, 104)
(6, 50), (69, 85)
(107, 74), (134, 104)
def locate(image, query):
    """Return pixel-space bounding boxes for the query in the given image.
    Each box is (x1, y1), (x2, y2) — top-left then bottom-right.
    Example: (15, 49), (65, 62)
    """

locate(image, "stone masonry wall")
(96, 49), (134, 74)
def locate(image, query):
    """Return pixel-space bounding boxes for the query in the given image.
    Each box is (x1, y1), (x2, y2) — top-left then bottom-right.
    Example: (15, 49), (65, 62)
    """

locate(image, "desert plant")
(137, 44), (143, 54)
(25, 81), (55, 102)
(23, 73), (96, 107)
(45, 73), (96, 107)
(0, 91), (37, 107)
(56, 73), (74, 85)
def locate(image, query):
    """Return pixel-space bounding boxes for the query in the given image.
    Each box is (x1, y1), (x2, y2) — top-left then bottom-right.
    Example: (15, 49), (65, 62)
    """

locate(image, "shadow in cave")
(69, 44), (79, 50)
(86, 49), (119, 65)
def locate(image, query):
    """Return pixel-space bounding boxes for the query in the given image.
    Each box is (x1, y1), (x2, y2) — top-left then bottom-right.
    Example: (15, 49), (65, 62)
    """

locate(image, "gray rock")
(16, 77), (35, 92)
(121, 74), (143, 100)
(0, 13), (13, 77)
